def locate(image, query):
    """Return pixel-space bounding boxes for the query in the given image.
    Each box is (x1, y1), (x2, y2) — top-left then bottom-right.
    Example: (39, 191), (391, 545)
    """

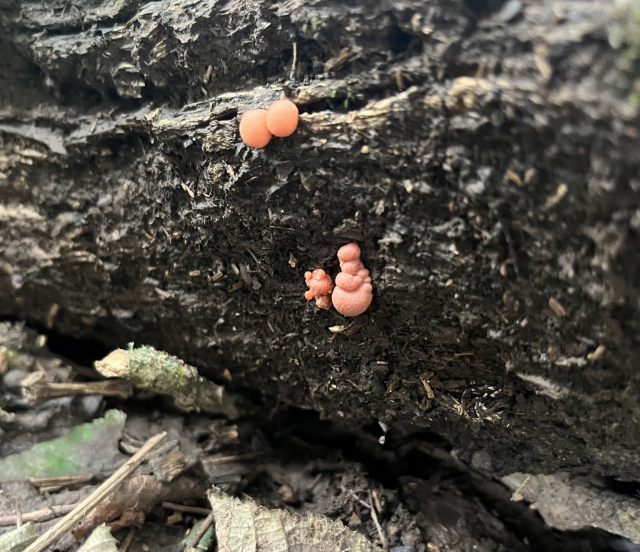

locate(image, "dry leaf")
(148, 446), (186, 483)
(78, 524), (118, 552)
(209, 486), (382, 552)
(502, 472), (640, 543)
(73, 474), (207, 540)
(0, 522), (37, 552)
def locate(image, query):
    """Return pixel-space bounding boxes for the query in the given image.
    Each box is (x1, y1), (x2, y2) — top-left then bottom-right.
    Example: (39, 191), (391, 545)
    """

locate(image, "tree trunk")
(1, 0), (639, 482)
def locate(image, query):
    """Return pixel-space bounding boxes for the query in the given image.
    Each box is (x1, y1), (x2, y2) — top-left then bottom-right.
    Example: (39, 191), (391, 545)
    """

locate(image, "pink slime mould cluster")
(304, 269), (334, 310)
(304, 244), (373, 316)
(332, 243), (373, 317)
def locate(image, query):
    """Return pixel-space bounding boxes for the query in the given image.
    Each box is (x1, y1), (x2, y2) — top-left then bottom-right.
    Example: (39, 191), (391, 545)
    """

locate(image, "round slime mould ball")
(239, 109), (272, 148)
(266, 99), (299, 137)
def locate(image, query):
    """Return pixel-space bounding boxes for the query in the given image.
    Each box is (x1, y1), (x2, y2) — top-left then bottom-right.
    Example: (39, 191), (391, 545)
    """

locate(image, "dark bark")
(1, 0), (639, 483)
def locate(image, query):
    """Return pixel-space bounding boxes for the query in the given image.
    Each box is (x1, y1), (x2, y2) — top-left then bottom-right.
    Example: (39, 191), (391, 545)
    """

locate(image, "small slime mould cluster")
(304, 243), (373, 317)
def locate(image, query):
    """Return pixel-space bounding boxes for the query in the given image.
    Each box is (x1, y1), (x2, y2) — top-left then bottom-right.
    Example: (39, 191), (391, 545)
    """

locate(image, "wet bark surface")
(1, 0), (640, 494)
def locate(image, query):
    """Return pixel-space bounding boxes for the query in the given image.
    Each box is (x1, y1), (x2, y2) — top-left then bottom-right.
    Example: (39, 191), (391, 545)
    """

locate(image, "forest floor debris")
(0, 323), (639, 551)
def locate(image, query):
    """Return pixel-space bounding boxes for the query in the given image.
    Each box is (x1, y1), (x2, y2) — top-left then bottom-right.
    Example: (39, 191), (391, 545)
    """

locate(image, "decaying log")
(1, 0), (640, 481)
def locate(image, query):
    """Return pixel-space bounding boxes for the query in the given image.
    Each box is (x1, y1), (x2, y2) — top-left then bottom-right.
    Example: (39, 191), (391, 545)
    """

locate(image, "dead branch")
(0, 504), (77, 528)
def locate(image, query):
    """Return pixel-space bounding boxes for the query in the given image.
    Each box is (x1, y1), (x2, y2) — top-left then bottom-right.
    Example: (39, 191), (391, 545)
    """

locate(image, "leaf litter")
(208, 486), (382, 552)
(0, 411), (127, 483)
(77, 525), (118, 552)
(1, 321), (635, 552)
(0, 522), (37, 552)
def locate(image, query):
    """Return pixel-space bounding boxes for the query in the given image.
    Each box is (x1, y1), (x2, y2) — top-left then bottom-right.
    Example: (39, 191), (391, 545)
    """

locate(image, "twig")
(289, 42), (297, 82)
(27, 469), (114, 493)
(0, 504), (77, 527)
(368, 490), (388, 550)
(95, 345), (248, 419)
(0, 490), (23, 527)
(23, 431), (167, 552)
(340, 488), (371, 510)
(343, 485), (389, 548)
(510, 474), (532, 502)
(201, 451), (264, 465)
(184, 511), (214, 552)
(162, 502), (212, 516)
(23, 380), (133, 402)
(350, 493), (372, 510)
(117, 527), (136, 552)
(371, 490), (382, 514)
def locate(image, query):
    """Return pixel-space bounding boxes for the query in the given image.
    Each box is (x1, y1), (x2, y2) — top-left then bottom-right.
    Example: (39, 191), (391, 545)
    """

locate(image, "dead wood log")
(0, 0), (639, 482)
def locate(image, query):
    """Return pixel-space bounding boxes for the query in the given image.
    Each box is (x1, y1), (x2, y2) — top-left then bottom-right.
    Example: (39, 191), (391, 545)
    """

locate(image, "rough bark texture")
(1, 0), (639, 483)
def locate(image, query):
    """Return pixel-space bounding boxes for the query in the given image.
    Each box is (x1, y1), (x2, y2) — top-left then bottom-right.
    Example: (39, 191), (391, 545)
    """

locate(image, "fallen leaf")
(209, 486), (382, 552)
(182, 517), (215, 550)
(0, 522), (37, 552)
(78, 524), (118, 552)
(501, 472), (640, 543)
(148, 446), (186, 483)
(0, 410), (127, 482)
